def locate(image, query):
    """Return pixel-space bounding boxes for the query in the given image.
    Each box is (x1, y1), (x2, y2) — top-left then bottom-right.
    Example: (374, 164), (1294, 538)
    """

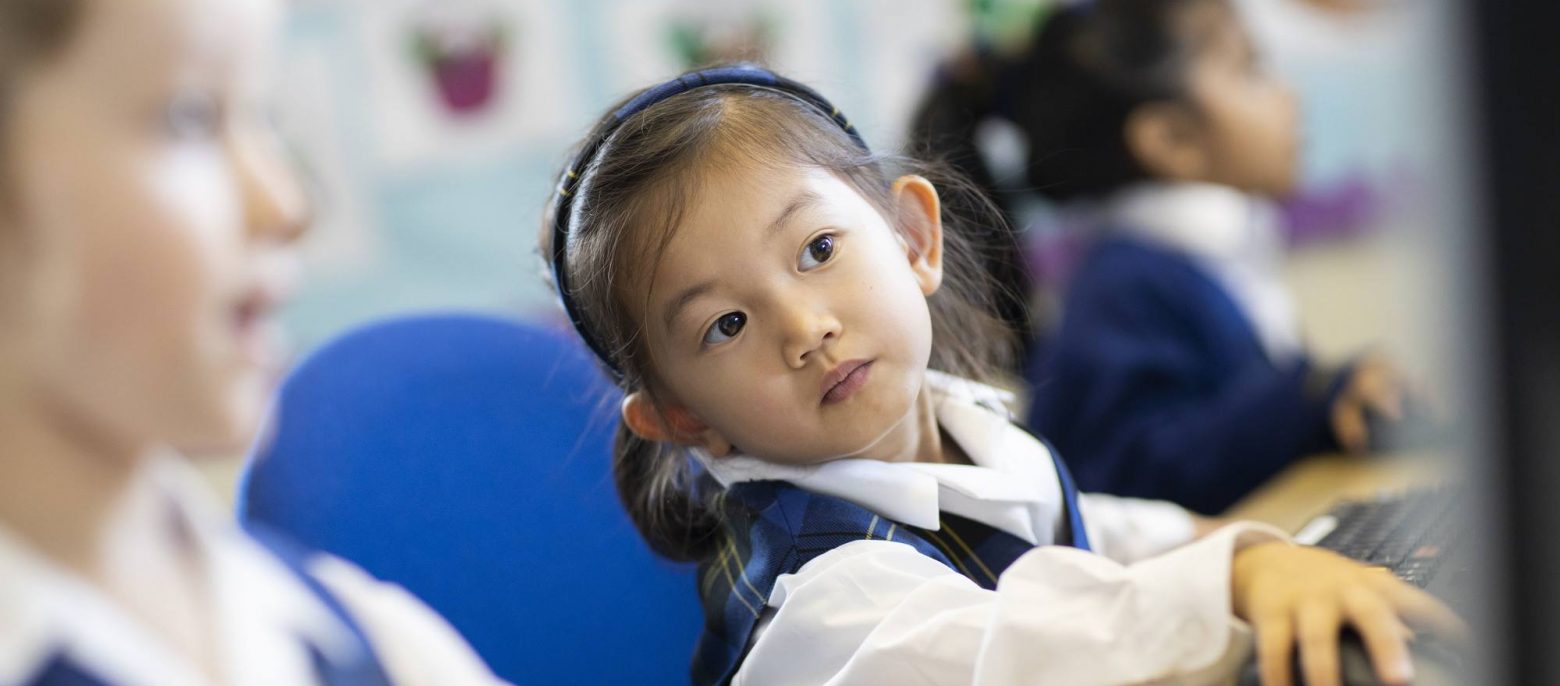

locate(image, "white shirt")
(1104, 182), (1304, 363)
(702, 371), (1289, 685)
(0, 456), (506, 686)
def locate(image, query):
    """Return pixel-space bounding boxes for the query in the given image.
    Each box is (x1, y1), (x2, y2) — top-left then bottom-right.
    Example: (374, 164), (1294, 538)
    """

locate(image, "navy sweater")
(1028, 237), (1345, 514)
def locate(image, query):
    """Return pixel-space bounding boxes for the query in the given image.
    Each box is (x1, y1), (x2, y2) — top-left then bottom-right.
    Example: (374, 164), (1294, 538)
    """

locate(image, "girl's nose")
(780, 303), (842, 369)
(236, 129), (311, 245)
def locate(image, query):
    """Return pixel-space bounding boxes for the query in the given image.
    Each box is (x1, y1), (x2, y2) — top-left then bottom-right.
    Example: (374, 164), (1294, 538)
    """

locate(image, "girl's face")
(628, 162), (944, 465)
(0, 0), (305, 454)
(1181, 2), (1301, 196)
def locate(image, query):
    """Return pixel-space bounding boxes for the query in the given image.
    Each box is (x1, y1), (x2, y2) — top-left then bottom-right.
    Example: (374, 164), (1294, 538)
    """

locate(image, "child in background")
(0, 0), (502, 683)
(1019, 0), (1411, 514)
(543, 63), (1459, 686)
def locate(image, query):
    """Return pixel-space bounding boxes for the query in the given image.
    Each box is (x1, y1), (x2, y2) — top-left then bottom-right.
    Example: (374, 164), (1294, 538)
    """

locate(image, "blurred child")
(543, 63), (1459, 686)
(1018, 0), (1411, 514)
(0, 0), (503, 683)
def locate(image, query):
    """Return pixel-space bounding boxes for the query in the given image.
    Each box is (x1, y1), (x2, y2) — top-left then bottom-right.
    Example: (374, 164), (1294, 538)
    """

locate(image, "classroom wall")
(271, 0), (969, 352)
(270, 0), (1448, 362)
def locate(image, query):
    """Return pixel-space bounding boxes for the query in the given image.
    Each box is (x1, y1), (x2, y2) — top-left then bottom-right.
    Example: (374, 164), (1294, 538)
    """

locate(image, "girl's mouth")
(231, 288), (279, 366)
(821, 359), (873, 405)
(230, 272), (294, 367)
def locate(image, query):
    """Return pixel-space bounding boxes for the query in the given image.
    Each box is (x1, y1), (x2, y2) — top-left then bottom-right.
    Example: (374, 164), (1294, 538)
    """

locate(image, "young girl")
(0, 0), (502, 683)
(543, 64), (1461, 686)
(1017, 0), (1411, 514)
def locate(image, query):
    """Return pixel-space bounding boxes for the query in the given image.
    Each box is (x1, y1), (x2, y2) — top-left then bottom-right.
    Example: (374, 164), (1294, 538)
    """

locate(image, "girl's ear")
(890, 175), (945, 297)
(1124, 102), (1211, 182)
(621, 391), (737, 457)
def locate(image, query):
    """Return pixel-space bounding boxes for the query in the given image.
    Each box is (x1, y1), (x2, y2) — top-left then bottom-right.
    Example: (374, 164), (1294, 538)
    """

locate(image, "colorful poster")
(358, 0), (583, 170)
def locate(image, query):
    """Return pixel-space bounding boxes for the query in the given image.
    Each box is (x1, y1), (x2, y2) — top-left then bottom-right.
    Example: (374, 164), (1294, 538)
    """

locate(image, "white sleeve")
(309, 555), (510, 686)
(735, 522), (1288, 686)
(1078, 492), (1198, 565)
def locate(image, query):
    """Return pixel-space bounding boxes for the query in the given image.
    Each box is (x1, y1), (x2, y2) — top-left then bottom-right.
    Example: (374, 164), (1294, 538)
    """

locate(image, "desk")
(1223, 453), (1444, 533)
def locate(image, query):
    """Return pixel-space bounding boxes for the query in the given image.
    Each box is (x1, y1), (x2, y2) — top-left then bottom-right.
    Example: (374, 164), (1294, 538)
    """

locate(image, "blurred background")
(204, 0), (1480, 515)
(264, 0), (1460, 370)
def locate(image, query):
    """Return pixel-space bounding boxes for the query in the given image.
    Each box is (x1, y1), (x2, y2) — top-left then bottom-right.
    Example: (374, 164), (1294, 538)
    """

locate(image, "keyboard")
(1293, 485), (1465, 589)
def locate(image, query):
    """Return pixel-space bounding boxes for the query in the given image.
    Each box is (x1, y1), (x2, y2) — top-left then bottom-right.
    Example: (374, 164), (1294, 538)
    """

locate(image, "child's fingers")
(1362, 380), (1406, 422)
(1331, 402), (1369, 453)
(1342, 589), (1415, 685)
(1253, 610), (1295, 686)
(1297, 603), (1344, 686)
(1351, 359), (1405, 421)
(1380, 580), (1471, 644)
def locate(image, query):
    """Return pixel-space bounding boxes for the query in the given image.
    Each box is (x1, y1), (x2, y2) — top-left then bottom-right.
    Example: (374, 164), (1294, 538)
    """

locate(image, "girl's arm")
(1033, 240), (1364, 514)
(736, 523), (1285, 685)
(737, 524), (1463, 686)
(1077, 492), (1198, 564)
(1035, 263), (1348, 514)
(1077, 347), (1413, 514)
(1096, 355), (1344, 513)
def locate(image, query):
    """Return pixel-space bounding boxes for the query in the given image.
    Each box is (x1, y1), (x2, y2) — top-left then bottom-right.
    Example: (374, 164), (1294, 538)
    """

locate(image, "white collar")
(1101, 182), (1303, 361)
(0, 454), (357, 686)
(1102, 182), (1283, 263)
(699, 371), (1066, 545)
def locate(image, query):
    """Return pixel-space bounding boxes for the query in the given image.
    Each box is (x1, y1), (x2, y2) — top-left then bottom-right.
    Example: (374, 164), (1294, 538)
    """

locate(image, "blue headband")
(547, 64), (869, 381)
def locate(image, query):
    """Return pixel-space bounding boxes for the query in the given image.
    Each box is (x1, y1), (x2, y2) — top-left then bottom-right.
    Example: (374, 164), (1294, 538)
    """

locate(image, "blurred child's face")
(0, 0), (305, 454)
(1181, 1), (1300, 196)
(629, 162), (943, 465)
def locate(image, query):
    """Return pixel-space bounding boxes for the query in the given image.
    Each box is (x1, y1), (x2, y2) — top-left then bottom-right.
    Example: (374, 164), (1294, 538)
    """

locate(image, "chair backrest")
(238, 312), (702, 684)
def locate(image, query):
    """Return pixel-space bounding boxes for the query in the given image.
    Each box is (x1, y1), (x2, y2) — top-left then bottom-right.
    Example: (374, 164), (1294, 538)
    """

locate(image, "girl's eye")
(799, 234), (835, 271)
(162, 92), (223, 141)
(703, 312), (747, 346)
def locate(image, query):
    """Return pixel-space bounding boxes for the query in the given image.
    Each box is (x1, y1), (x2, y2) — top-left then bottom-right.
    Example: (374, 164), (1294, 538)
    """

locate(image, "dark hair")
(1013, 0), (1231, 202)
(912, 0), (1229, 206)
(906, 49), (1036, 345)
(902, 0), (1230, 343)
(543, 68), (1014, 562)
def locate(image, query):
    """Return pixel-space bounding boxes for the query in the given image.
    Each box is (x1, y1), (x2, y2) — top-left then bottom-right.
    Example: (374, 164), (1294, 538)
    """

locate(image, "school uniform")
(0, 455), (506, 686)
(693, 370), (1289, 685)
(1029, 182), (1347, 515)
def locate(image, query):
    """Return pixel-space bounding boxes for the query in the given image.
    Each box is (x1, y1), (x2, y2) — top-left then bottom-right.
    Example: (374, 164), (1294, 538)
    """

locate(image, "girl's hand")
(1330, 355), (1407, 454)
(1232, 542), (1467, 686)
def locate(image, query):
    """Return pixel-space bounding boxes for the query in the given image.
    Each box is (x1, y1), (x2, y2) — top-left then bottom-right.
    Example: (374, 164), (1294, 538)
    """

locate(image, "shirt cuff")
(1078, 493), (1199, 564)
(977, 521), (1289, 683)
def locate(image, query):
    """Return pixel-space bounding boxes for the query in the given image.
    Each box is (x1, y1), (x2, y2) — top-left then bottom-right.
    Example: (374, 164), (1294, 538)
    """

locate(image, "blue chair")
(238, 312), (703, 684)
